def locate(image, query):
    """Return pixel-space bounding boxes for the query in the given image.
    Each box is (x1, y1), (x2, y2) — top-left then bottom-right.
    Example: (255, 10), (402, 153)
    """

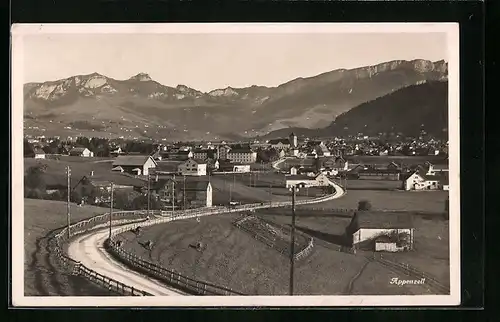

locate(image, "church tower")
(288, 132), (298, 148)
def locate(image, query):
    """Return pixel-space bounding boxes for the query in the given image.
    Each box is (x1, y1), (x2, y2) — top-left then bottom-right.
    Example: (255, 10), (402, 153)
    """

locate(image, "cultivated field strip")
(49, 180), (344, 296)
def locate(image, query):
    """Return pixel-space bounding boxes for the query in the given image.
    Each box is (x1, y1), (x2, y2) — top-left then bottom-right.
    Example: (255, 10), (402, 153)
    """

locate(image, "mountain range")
(23, 59), (448, 141)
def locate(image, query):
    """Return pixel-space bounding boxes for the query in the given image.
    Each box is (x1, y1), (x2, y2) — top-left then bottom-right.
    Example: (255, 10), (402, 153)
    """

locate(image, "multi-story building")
(227, 148), (257, 164)
(177, 159), (207, 176)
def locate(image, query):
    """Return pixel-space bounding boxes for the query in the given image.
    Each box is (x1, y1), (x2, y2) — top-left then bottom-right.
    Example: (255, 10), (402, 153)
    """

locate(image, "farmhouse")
(403, 171), (448, 191)
(112, 155), (157, 176)
(110, 146), (123, 156)
(33, 147), (46, 159)
(425, 161), (449, 175)
(323, 157), (348, 172)
(345, 211), (415, 252)
(69, 147), (94, 157)
(285, 173), (330, 188)
(227, 147), (257, 164)
(152, 178), (213, 208)
(177, 159), (207, 176)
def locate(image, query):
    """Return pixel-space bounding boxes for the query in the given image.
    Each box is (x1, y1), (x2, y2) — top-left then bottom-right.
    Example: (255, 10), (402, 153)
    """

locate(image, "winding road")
(68, 227), (185, 295)
(66, 180), (346, 296)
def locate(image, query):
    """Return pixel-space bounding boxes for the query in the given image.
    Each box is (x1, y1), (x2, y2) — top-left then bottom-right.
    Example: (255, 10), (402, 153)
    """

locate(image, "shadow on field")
(295, 226), (351, 247)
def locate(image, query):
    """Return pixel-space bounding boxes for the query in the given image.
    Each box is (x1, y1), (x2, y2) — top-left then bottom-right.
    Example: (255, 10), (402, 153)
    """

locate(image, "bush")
(357, 200), (372, 211)
(71, 191), (82, 204)
(48, 190), (63, 201)
(27, 188), (45, 199)
(25, 165), (47, 190)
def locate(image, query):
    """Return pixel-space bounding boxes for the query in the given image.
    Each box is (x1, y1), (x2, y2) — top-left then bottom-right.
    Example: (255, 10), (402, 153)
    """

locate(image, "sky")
(23, 31), (448, 92)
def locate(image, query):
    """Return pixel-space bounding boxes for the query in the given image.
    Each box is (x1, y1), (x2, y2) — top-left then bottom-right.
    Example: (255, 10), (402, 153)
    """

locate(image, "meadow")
(24, 199), (115, 296)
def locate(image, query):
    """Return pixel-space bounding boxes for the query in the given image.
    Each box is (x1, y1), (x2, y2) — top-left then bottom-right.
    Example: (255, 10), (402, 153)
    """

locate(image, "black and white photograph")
(11, 23), (460, 307)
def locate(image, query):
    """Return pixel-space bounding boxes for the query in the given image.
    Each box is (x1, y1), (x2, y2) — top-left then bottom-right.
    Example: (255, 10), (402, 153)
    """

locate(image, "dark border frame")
(8, 0), (485, 318)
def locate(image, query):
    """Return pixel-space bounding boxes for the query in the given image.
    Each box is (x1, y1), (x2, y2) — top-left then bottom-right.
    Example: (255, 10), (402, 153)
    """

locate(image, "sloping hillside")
(264, 81), (449, 139)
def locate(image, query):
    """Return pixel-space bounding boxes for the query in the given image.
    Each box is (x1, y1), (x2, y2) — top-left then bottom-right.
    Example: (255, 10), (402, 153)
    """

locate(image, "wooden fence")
(49, 210), (156, 296)
(46, 180), (344, 296)
(105, 239), (245, 296)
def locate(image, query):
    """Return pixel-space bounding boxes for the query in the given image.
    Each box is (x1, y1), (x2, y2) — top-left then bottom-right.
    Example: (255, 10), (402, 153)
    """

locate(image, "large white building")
(177, 159), (207, 176)
(227, 148), (257, 164)
(404, 171), (449, 191)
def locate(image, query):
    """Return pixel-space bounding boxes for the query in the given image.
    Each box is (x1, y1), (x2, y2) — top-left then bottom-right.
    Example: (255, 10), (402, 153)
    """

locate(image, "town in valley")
(20, 29), (453, 299)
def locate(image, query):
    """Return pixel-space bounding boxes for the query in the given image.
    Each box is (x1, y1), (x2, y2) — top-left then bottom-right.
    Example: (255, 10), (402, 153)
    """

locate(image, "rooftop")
(112, 155), (155, 167)
(347, 211), (415, 233)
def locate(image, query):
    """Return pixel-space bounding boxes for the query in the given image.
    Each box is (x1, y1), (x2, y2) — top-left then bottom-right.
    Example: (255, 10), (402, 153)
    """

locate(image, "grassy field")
(298, 190), (448, 213)
(256, 208), (450, 287)
(344, 179), (403, 191)
(117, 212), (437, 295)
(24, 199), (114, 296)
(210, 173), (322, 205)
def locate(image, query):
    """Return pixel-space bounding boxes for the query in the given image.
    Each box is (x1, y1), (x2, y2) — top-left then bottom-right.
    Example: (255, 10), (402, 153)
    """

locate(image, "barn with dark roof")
(345, 211), (415, 252)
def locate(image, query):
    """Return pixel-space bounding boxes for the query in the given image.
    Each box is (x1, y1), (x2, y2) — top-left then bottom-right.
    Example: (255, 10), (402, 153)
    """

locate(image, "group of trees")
(256, 148), (279, 163)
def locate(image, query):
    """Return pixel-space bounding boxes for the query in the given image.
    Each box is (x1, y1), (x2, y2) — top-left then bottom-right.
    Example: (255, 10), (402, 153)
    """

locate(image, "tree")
(27, 188), (45, 199)
(25, 164), (47, 191)
(49, 190), (63, 201)
(71, 190), (82, 204)
(357, 200), (372, 211)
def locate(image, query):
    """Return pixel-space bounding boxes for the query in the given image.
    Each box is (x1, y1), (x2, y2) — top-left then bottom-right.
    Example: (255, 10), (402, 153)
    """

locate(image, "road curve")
(68, 226), (185, 296)
(67, 180), (345, 296)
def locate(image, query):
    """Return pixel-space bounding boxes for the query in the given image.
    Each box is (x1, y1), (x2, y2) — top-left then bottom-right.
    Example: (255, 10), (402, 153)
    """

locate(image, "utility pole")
(269, 184), (272, 206)
(183, 175), (186, 210)
(289, 186), (297, 296)
(172, 179), (175, 214)
(66, 166), (71, 239)
(147, 174), (151, 217)
(109, 182), (114, 239)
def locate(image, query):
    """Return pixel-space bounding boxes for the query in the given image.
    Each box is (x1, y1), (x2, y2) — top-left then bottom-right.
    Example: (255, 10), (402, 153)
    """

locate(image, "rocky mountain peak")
(129, 72), (152, 82)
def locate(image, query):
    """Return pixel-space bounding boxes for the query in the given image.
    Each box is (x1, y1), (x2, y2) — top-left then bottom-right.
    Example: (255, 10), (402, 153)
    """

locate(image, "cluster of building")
(282, 155), (449, 191)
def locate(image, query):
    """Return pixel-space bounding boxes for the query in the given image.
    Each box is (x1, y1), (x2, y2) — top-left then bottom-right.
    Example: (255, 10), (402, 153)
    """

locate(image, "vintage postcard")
(11, 23), (460, 307)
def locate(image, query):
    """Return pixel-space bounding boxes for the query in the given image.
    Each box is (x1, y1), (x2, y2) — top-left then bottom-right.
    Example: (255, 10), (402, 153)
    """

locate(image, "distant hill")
(23, 59), (448, 140)
(264, 81), (449, 139)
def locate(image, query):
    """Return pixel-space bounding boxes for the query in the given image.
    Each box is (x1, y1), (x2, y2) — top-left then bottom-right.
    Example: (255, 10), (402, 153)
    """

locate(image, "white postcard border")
(11, 22), (460, 307)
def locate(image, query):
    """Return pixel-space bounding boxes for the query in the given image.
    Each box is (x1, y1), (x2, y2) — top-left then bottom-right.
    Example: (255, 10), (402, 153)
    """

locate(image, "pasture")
(297, 190), (449, 213)
(257, 208), (450, 287)
(344, 179), (402, 191)
(117, 212), (436, 295)
(210, 173), (323, 205)
(24, 199), (114, 296)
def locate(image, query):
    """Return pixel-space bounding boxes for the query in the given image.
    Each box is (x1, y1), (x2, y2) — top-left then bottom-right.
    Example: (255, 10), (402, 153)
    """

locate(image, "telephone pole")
(147, 174), (151, 217)
(269, 184), (272, 206)
(66, 166), (71, 239)
(289, 186), (297, 296)
(183, 175), (186, 210)
(172, 179), (175, 214)
(109, 182), (114, 239)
